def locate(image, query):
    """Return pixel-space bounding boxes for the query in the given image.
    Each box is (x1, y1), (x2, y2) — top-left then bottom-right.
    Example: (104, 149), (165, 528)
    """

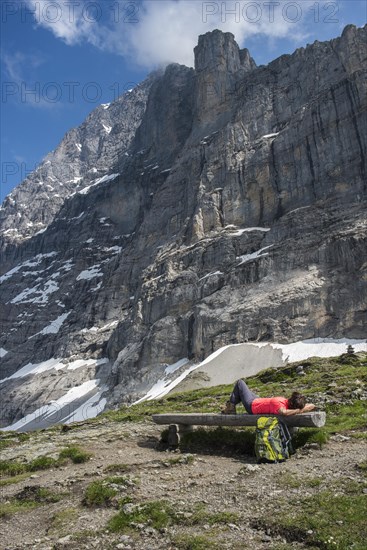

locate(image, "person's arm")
(278, 403), (316, 416)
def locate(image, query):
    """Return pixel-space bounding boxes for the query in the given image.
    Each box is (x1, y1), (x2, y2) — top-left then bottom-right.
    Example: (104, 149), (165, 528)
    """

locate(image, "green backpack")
(255, 417), (293, 463)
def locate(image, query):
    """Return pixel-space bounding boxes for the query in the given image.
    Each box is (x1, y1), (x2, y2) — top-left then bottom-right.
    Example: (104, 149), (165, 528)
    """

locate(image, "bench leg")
(168, 424), (180, 447)
(167, 424), (194, 447)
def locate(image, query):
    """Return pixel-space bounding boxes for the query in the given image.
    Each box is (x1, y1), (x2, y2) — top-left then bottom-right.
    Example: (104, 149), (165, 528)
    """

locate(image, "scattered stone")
(57, 535), (72, 544)
(238, 464), (260, 474)
(331, 434), (351, 442)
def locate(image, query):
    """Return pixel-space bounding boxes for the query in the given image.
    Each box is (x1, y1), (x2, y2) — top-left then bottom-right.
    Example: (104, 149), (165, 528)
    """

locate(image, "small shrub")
(15, 485), (63, 503)
(0, 460), (27, 477)
(82, 480), (117, 507)
(165, 454), (195, 466)
(59, 446), (92, 463)
(29, 456), (59, 471)
(173, 534), (219, 549)
(108, 500), (177, 532)
(184, 504), (238, 526)
(356, 460), (367, 473)
(106, 475), (137, 487)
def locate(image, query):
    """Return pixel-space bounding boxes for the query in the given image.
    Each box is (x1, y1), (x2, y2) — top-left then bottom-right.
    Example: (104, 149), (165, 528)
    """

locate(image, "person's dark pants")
(230, 379), (259, 414)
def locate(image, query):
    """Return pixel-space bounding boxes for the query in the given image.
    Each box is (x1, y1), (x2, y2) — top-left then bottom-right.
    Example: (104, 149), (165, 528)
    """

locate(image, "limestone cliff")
(0, 26), (366, 428)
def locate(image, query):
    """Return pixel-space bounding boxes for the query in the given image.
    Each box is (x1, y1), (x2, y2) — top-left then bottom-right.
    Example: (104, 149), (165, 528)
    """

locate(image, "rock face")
(0, 72), (159, 248)
(0, 26), (366, 428)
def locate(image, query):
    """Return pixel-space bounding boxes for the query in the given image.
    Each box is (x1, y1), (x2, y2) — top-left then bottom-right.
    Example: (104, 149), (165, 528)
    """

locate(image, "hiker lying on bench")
(222, 379), (316, 416)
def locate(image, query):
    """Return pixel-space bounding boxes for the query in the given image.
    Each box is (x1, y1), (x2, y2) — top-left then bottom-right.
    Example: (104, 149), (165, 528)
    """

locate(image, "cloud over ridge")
(25, 0), (314, 68)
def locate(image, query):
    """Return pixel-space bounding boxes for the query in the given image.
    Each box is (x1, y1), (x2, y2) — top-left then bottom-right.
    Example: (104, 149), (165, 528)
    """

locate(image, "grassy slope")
(100, 352), (367, 436)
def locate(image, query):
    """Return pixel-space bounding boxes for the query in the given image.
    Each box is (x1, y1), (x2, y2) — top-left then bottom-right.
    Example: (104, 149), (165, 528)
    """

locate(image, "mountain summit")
(1, 26), (366, 430)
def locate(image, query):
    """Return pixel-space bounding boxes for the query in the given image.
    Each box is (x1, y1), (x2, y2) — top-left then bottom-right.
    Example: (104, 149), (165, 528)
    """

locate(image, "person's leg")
(230, 379), (258, 413)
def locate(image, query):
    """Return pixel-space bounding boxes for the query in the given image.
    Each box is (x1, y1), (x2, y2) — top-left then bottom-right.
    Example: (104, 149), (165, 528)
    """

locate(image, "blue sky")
(1, 0), (366, 202)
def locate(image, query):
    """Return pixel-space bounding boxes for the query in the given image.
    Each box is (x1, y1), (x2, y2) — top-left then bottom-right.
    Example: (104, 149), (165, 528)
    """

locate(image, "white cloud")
(24, 0), (317, 68)
(1, 49), (59, 110)
(2, 51), (45, 81)
(26, 0), (96, 45)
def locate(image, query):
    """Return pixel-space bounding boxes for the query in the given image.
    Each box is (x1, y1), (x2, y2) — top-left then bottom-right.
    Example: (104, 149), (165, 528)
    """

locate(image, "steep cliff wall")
(0, 26), (366, 428)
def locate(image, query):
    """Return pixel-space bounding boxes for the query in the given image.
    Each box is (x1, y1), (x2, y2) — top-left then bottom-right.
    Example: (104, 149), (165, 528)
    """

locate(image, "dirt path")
(1, 420), (366, 549)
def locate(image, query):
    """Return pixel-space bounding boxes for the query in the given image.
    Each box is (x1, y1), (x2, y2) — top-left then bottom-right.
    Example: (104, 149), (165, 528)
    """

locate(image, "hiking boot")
(221, 401), (236, 414)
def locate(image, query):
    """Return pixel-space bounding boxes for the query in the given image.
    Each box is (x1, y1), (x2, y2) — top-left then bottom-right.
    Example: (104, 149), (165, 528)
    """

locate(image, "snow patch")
(75, 143), (82, 152)
(10, 279), (59, 305)
(66, 176), (82, 184)
(0, 348), (8, 358)
(230, 227), (271, 236)
(236, 245), (273, 266)
(29, 312), (71, 338)
(1, 378), (107, 431)
(77, 265), (103, 281)
(103, 246), (122, 255)
(199, 271), (223, 282)
(0, 253), (58, 284)
(101, 103), (110, 109)
(79, 173), (119, 195)
(261, 133), (279, 139)
(133, 338), (367, 405)
(102, 123), (112, 135)
(133, 358), (193, 404)
(260, 338), (367, 363)
(164, 358), (190, 375)
(90, 281), (102, 292)
(0, 357), (108, 384)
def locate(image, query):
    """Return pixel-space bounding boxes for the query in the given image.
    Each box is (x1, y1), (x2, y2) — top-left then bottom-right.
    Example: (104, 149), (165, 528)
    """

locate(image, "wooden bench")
(152, 412), (326, 447)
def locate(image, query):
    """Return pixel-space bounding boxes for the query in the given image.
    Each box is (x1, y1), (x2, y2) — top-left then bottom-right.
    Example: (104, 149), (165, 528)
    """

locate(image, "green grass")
(106, 475), (137, 486)
(108, 500), (239, 533)
(173, 534), (219, 549)
(356, 460), (367, 473)
(96, 353), (367, 442)
(0, 460), (28, 477)
(15, 485), (63, 503)
(0, 472), (32, 487)
(82, 480), (118, 507)
(324, 401), (367, 434)
(0, 445), (92, 480)
(49, 508), (79, 533)
(108, 500), (177, 532)
(82, 475), (137, 507)
(292, 428), (329, 449)
(0, 486), (64, 518)
(0, 432), (30, 450)
(58, 445), (93, 463)
(29, 455), (59, 471)
(0, 500), (39, 518)
(164, 454), (195, 466)
(253, 491), (367, 549)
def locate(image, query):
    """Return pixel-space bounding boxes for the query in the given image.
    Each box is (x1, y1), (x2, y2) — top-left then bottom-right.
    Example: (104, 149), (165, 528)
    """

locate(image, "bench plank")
(152, 412), (326, 428)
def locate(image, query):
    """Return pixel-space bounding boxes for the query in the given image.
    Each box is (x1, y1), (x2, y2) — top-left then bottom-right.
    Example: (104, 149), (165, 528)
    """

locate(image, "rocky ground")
(1, 418), (366, 550)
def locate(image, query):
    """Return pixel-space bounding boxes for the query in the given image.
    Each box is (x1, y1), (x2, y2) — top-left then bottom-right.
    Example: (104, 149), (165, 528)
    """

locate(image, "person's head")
(288, 391), (306, 409)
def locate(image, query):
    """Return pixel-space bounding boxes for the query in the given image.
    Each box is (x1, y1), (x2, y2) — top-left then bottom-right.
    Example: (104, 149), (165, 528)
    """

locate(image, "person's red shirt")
(251, 397), (289, 414)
